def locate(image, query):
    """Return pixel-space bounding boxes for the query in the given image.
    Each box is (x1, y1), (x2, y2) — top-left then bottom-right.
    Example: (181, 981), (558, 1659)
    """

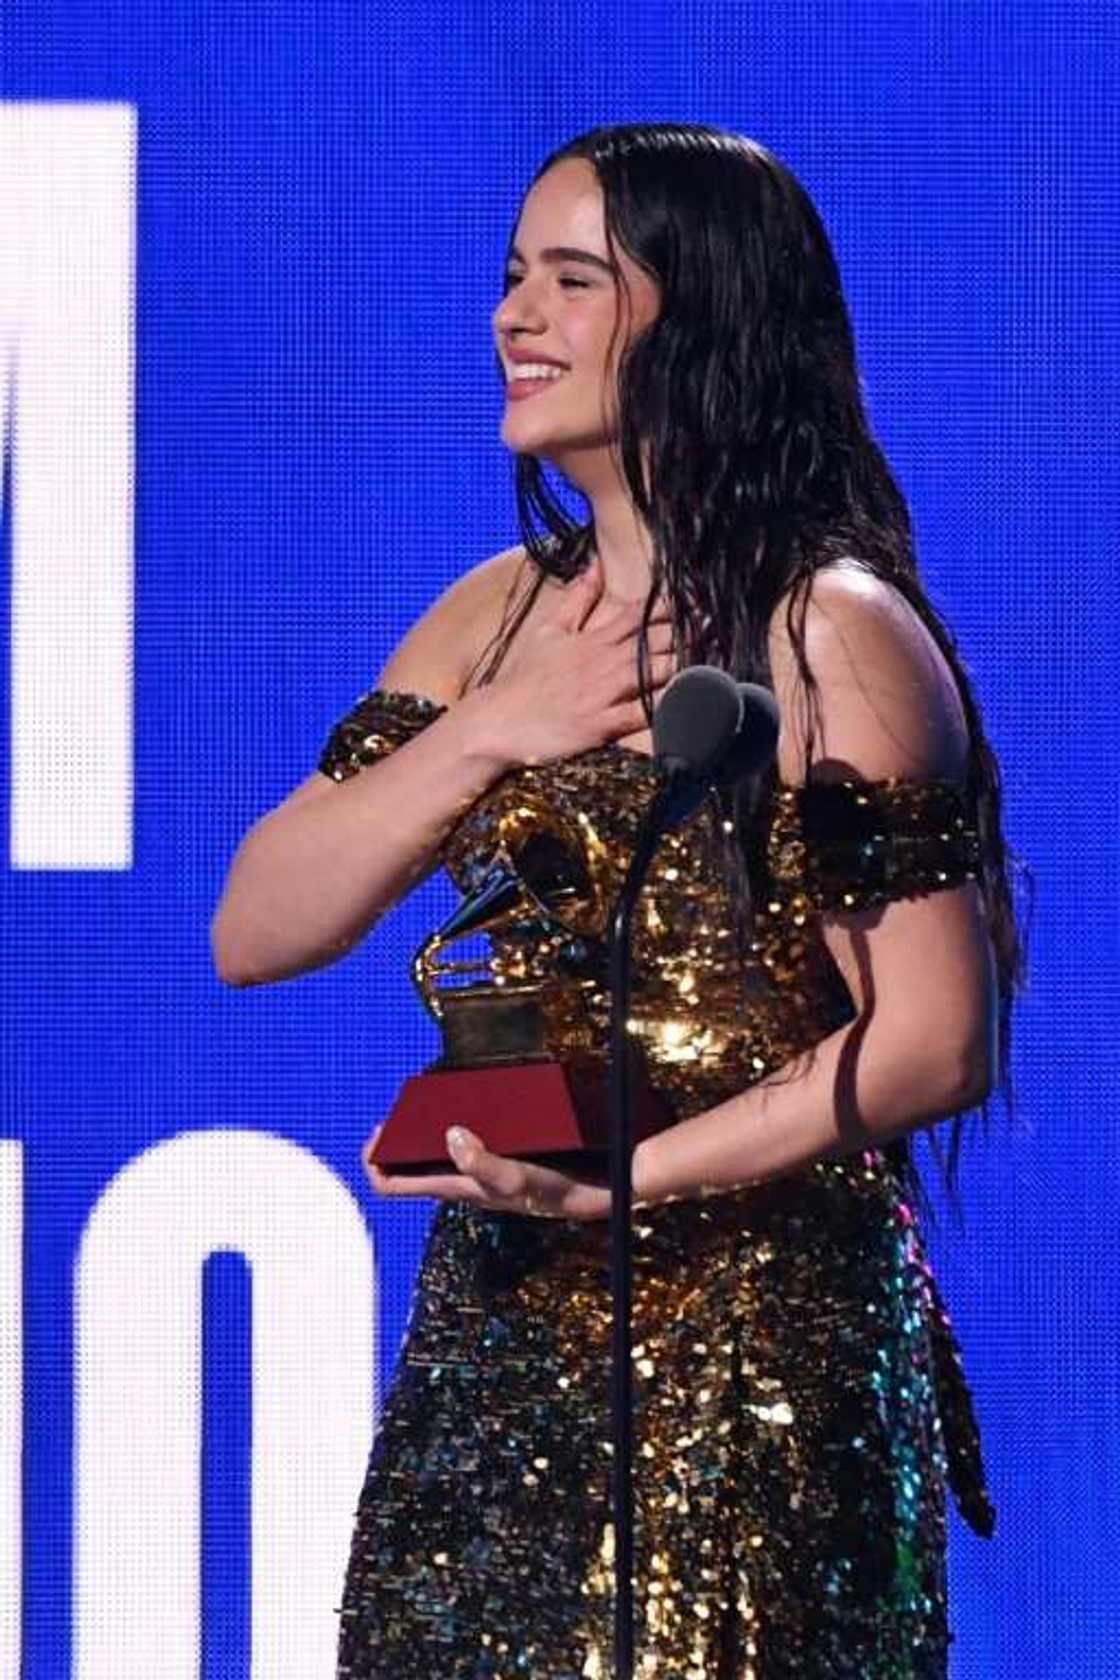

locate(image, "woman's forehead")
(514, 159), (605, 251)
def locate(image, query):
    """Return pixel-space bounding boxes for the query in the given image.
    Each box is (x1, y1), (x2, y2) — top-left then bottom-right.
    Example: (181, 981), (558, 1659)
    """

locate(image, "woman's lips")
(506, 372), (567, 401)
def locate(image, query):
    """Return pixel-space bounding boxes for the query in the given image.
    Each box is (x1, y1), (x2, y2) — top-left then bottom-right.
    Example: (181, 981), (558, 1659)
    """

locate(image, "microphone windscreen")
(653, 666), (743, 777)
(719, 683), (780, 783)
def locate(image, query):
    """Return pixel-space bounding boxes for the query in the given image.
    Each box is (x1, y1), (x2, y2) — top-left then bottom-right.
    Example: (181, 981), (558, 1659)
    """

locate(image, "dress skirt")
(335, 1151), (992, 1680)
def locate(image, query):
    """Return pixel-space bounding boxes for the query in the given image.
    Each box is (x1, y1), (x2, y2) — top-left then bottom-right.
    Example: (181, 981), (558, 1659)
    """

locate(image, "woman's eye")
(501, 272), (590, 293)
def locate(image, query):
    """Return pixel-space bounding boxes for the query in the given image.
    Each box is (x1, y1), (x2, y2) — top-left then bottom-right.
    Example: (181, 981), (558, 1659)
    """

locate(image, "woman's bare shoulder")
(766, 557), (970, 782)
(377, 541), (535, 704)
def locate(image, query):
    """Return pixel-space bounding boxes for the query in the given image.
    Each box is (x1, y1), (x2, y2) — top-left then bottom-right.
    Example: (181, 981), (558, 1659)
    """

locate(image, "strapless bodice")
(319, 687), (981, 1123)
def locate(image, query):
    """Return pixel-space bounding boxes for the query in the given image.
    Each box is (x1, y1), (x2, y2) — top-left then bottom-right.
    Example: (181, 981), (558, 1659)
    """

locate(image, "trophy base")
(369, 1056), (673, 1176)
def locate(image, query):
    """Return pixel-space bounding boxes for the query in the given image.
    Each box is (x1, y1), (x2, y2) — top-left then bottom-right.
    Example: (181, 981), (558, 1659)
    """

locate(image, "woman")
(212, 124), (1024, 1678)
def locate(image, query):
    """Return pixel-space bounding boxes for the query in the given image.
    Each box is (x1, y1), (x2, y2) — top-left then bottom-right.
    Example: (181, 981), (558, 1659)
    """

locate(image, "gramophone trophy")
(368, 789), (672, 1176)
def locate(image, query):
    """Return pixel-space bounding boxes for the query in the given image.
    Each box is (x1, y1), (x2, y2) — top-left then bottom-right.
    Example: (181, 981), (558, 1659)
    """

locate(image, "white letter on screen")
(0, 102), (136, 869)
(74, 1132), (376, 1680)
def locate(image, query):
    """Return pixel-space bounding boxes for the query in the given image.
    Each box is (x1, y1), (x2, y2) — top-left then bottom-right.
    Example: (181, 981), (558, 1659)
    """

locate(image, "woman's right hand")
(464, 550), (678, 768)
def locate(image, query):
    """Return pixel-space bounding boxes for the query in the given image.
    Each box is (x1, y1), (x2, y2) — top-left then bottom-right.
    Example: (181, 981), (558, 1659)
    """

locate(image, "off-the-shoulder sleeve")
(766, 777), (981, 913)
(317, 687), (448, 782)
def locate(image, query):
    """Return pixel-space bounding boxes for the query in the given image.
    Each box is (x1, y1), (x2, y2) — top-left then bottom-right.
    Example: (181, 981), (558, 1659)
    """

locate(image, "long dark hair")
(473, 122), (1030, 1210)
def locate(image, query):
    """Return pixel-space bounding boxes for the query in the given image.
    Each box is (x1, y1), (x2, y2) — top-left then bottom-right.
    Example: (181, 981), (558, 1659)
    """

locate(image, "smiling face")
(493, 158), (660, 480)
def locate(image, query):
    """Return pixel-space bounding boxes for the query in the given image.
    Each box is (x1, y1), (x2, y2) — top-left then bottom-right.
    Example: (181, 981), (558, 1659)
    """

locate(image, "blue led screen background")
(2, 2), (1117, 1675)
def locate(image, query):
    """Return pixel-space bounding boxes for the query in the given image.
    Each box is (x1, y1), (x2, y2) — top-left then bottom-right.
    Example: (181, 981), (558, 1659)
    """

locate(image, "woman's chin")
(500, 420), (562, 463)
(499, 419), (602, 474)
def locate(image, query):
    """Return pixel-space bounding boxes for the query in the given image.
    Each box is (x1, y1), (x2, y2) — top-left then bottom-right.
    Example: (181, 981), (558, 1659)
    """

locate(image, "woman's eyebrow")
(507, 244), (616, 276)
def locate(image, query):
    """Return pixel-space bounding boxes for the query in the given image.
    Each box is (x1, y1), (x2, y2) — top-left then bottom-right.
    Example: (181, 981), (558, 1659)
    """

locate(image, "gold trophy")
(368, 791), (671, 1175)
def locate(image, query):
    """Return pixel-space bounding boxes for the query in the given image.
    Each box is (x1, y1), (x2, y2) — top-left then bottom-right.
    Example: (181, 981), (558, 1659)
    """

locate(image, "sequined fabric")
(324, 688), (994, 1679)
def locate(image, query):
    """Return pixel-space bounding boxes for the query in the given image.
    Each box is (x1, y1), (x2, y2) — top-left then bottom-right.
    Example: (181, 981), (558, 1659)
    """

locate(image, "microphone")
(651, 665), (780, 826)
(603, 663), (780, 1678)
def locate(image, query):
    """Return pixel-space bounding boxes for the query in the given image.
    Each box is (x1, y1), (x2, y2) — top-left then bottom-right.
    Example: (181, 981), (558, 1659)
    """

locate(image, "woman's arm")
(210, 547), (526, 988)
(633, 564), (999, 1206)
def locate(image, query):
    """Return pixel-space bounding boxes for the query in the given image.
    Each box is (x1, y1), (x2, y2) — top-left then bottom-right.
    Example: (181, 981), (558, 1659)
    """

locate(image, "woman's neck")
(583, 484), (656, 602)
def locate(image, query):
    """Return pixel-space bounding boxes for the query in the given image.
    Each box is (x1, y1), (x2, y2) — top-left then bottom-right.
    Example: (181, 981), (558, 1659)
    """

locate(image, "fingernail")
(446, 1126), (468, 1155)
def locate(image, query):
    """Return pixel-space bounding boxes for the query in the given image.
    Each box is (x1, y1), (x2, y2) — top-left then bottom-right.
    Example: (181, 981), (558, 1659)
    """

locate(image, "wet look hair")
(474, 122), (1029, 1205)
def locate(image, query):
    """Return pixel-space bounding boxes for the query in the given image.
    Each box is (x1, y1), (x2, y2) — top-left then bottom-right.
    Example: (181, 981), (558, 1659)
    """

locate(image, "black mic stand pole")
(606, 776), (685, 1680)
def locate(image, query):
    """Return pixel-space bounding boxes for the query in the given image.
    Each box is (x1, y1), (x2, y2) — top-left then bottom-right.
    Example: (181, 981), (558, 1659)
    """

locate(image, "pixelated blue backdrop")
(2, 1), (1116, 1675)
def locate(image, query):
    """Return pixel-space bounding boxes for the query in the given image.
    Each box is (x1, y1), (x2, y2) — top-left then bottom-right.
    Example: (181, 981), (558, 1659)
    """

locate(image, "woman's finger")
(555, 550), (604, 634)
(362, 1131), (477, 1199)
(598, 604), (674, 645)
(365, 1159), (475, 1200)
(446, 1128), (527, 1199)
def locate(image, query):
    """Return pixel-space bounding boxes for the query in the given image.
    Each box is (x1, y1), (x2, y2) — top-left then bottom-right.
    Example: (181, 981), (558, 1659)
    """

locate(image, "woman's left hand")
(362, 1124), (613, 1222)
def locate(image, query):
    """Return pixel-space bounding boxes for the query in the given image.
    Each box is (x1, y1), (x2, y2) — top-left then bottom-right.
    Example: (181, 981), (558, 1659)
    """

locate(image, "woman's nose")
(493, 279), (547, 336)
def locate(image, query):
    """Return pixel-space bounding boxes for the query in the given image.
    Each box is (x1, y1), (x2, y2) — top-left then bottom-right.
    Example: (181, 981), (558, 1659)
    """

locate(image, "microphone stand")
(606, 774), (693, 1680)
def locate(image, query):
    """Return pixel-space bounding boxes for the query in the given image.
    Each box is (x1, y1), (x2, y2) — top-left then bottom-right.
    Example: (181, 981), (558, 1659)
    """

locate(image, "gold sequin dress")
(323, 688), (994, 1680)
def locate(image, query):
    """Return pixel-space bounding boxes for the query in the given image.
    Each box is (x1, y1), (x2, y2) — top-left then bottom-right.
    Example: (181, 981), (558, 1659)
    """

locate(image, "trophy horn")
(375, 776), (674, 1169)
(412, 789), (617, 1023)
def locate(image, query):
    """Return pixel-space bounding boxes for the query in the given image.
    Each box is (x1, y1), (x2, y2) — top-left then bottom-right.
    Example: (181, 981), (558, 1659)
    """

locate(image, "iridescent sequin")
(323, 688), (994, 1679)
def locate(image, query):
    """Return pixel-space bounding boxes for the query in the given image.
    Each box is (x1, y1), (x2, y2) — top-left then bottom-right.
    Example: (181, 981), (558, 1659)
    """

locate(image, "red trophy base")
(369, 1056), (673, 1177)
